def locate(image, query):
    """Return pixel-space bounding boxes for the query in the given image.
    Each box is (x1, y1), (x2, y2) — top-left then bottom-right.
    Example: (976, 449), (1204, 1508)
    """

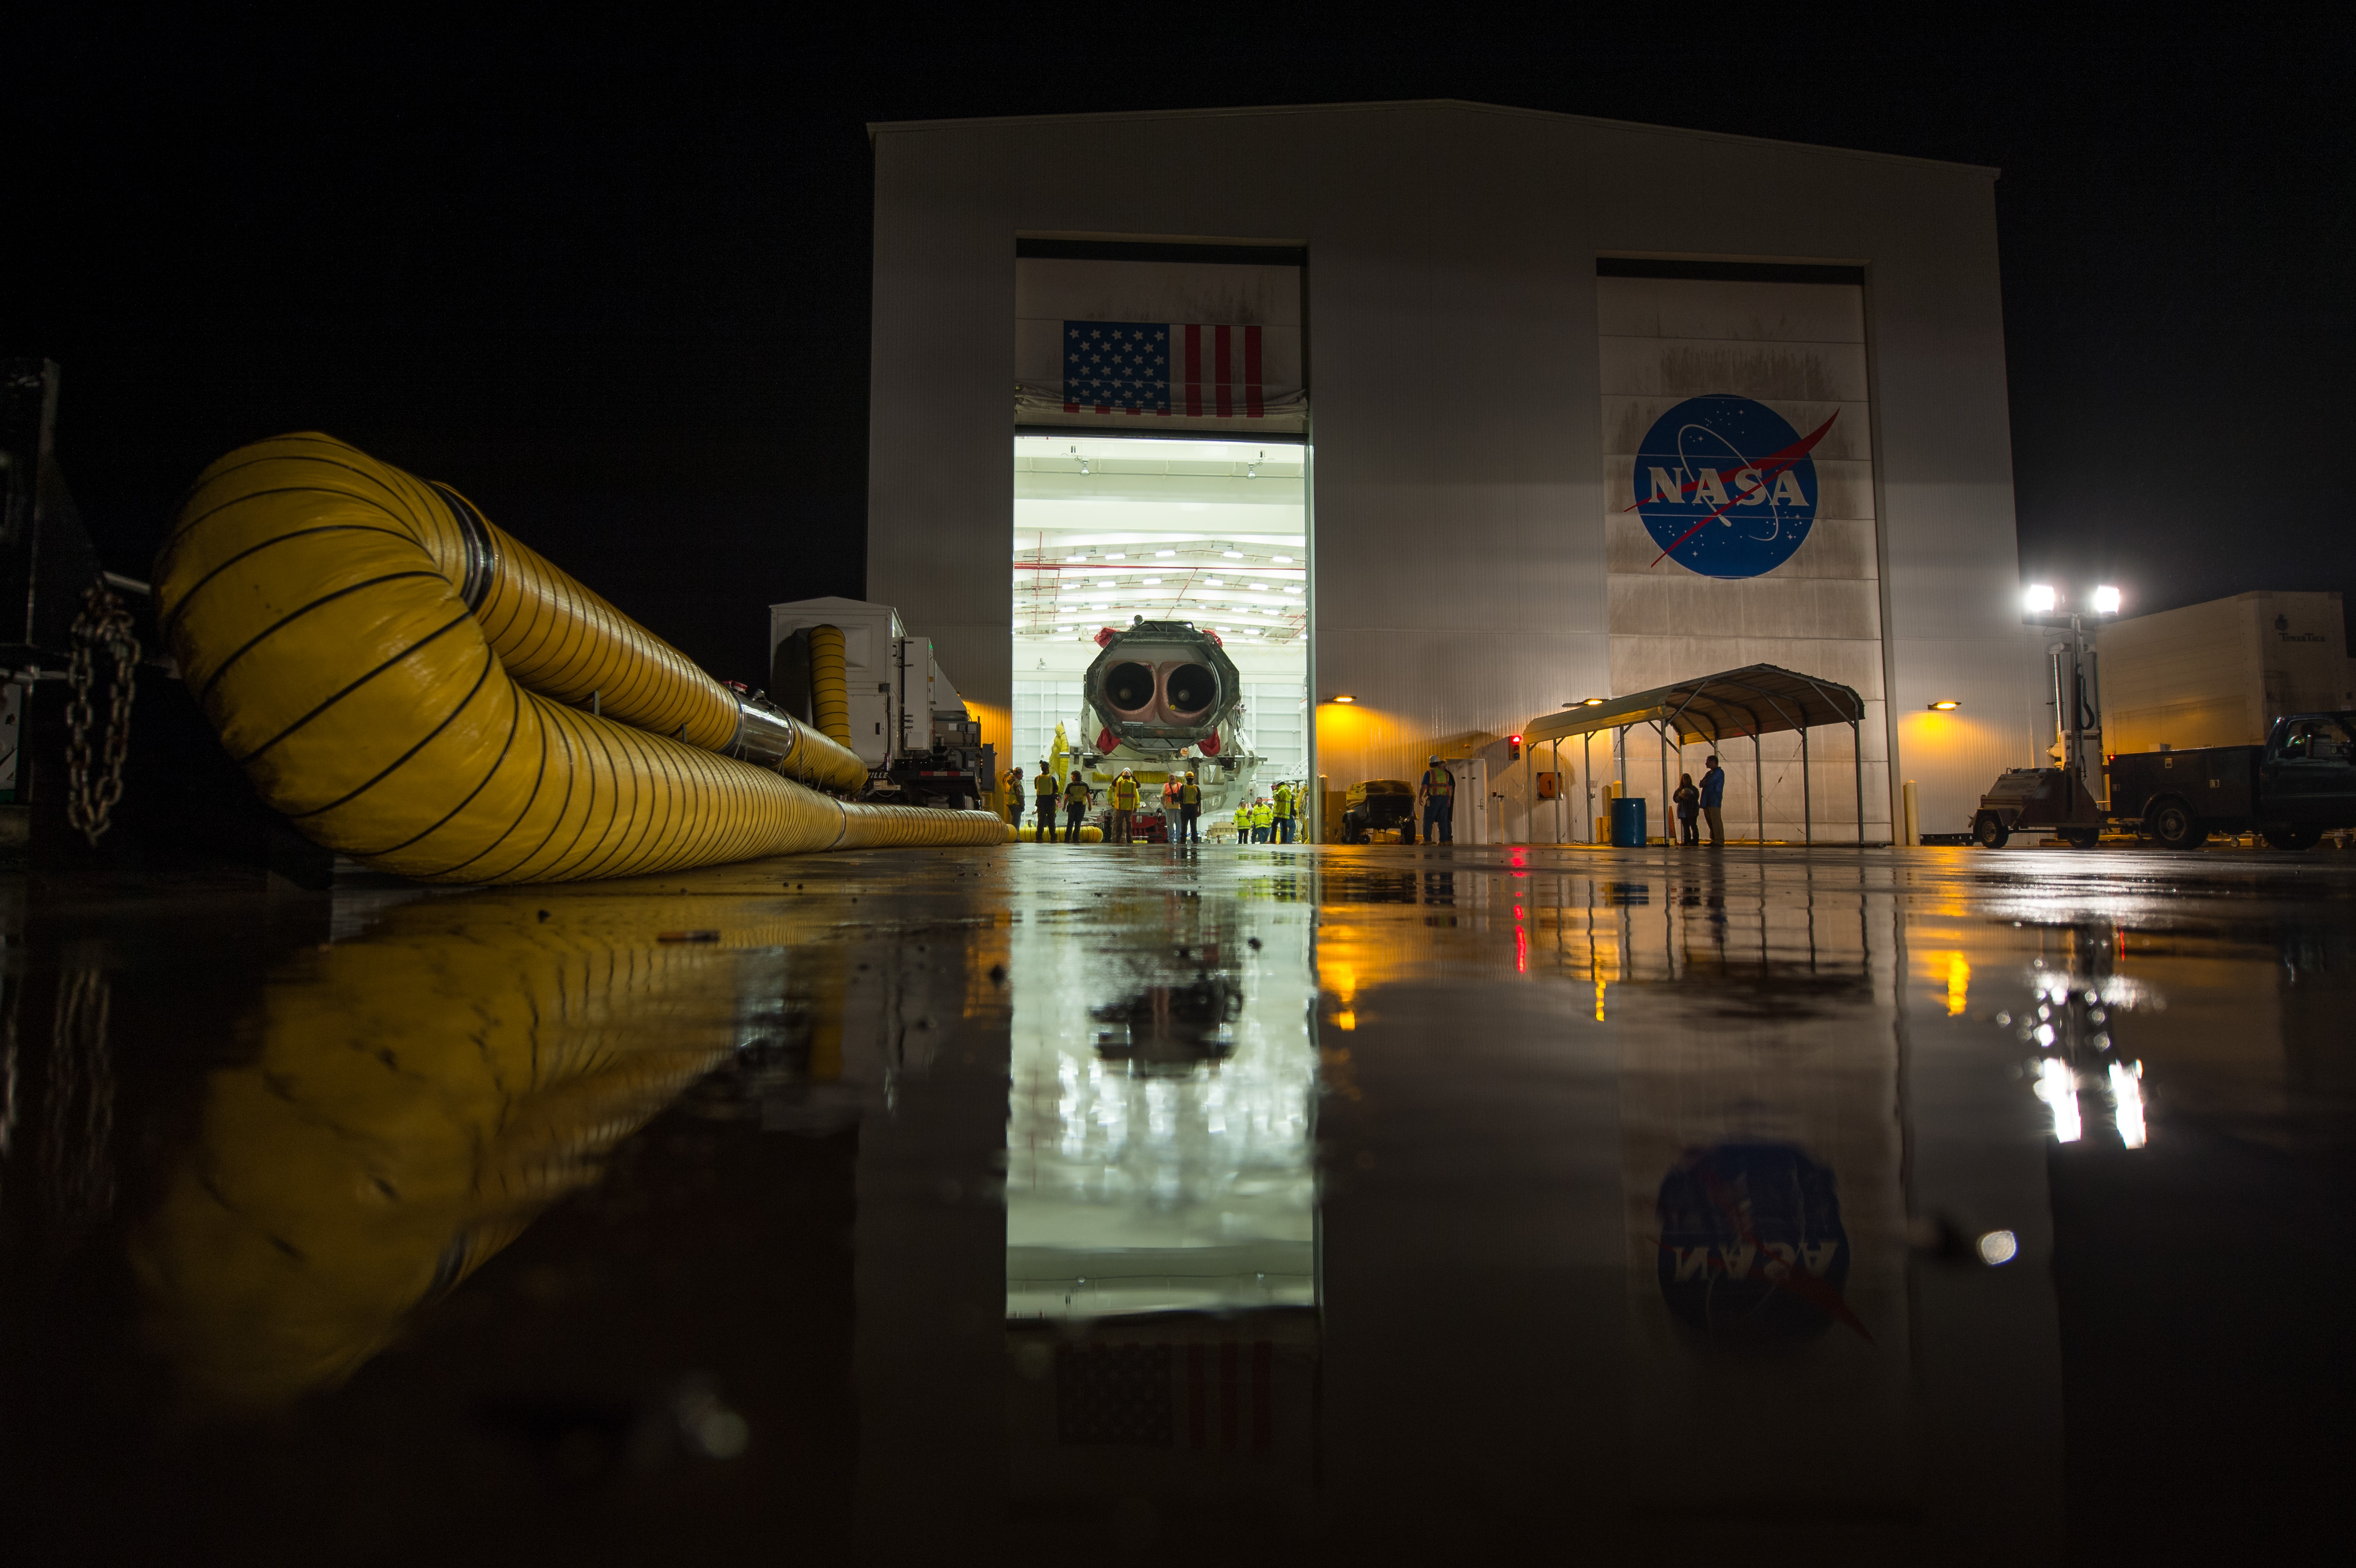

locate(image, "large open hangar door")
(1009, 240), (1307, 839)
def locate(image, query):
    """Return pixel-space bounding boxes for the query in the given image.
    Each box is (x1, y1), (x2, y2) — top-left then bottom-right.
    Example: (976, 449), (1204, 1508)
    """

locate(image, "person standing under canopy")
(1673, 772), (1701, 846)
(1701, 755), (1726, 846)
(1417, 756), (1455, 844)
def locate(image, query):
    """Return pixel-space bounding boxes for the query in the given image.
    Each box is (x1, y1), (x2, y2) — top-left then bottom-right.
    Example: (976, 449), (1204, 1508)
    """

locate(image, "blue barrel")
(1610, 797), (1648, 848)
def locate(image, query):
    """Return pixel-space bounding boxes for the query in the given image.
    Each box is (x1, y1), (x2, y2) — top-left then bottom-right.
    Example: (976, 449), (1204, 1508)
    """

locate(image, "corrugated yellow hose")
(155, 433), (1003, 882)
(808, 622), (852, 746)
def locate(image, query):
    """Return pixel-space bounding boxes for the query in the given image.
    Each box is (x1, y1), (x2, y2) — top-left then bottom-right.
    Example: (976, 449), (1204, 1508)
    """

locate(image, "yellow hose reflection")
(127, 892), (821, 1410)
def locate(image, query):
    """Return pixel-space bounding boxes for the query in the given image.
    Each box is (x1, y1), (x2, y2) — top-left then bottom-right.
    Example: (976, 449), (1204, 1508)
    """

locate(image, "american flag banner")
(1062, 320), (1266, 418)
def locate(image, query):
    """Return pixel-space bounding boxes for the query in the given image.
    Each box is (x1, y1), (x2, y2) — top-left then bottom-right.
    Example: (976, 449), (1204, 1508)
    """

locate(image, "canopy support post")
(1657, 724), (1669, 848)
(1583, 734), (1594, 843)
(1753, 731), (1763, 846)
(1553, 738), (1563, 844)
(1853, 719), (1865, 846)
(1801, 726), (1813, 846)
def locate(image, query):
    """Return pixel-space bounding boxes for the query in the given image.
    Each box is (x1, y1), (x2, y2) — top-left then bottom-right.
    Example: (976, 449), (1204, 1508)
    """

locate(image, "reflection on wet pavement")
(3, 845), (2352, 1561)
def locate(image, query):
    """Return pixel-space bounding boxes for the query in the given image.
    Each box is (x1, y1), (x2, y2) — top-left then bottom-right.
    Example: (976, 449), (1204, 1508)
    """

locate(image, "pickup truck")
(1973, 712), (2356, 850)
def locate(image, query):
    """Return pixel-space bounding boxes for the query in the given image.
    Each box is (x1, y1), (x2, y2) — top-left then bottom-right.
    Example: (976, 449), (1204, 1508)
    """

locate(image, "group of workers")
(1002, 763), (1307, 846)
(1232, 780), (1300, 842)
(1006, 763), (1206, 844)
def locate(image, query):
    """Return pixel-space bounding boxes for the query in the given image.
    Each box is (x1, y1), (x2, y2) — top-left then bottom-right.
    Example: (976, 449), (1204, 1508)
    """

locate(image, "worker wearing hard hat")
(1271, 780), (1295, 844)
(1109, 769), (1140, 844)
(1003, 764), (1027, 827)
(1176, 771), (1202, 845)
(1417, 755), (1456, 844)
(1032, 762), (1059, 842)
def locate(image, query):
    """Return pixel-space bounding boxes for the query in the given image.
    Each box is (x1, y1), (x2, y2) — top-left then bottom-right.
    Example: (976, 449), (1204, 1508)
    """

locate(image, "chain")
(65, 583), (140, 847)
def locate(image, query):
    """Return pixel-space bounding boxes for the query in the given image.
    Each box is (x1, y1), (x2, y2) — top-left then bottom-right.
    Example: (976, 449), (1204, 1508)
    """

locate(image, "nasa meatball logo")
(1631, 396), (1837, 579)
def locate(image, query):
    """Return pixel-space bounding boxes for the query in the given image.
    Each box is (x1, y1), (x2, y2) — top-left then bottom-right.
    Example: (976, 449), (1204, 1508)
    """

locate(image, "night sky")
(11, 10), (2353, 683)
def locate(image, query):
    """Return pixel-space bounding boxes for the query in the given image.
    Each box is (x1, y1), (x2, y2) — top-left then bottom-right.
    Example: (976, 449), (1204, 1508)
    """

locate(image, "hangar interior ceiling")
(1011, 433), (1307, 781)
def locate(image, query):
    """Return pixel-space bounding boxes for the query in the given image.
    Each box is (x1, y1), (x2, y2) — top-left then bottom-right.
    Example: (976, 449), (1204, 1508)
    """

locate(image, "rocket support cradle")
(156, 434), (1005, 883)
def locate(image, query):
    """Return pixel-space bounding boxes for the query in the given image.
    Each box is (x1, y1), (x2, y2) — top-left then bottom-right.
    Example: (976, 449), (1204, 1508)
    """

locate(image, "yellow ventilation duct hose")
(155, 433), (1002, 881)
(808, 622), (852, 746)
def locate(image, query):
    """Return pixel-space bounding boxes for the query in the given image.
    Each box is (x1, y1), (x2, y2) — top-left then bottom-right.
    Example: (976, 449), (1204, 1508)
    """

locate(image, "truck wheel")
(2263, 826), (2323, 851)
(1972, 812), (2009, 849)
(2149, 797), (2207, 851)
(2061, 827), (2100, 849)
(1350, 830), (1371, 845)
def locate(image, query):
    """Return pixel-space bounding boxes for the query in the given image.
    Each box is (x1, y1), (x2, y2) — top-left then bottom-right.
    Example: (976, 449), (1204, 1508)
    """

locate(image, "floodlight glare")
(2092, 585), (2122, 614)
(2023, 584), (2058, 614)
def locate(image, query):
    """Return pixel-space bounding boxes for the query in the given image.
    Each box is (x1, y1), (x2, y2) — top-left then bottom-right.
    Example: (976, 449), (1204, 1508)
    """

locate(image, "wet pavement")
(3, 841), (2351, 1563)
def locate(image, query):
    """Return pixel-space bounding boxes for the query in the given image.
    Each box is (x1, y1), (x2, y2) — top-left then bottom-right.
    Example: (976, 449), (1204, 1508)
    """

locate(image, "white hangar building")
(863, 99), (2032, 844)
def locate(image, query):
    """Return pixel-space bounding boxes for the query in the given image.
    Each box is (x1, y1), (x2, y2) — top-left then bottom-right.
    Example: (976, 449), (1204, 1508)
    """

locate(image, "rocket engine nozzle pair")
(1100, 658), (1219, 726)
(1082, 620), (1242, 753)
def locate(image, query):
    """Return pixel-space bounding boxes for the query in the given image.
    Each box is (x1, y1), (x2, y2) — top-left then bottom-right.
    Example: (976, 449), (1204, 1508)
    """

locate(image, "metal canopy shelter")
(1523, 664), (1870, 846)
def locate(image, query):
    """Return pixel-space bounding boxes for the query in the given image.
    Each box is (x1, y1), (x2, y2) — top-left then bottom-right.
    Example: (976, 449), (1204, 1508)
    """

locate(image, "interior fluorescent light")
(1155, 550), (1175, 557)
(1223, 550), (1243, 558)
(1273, 555), (1293, 564)
(1283, 586), (1301, 594)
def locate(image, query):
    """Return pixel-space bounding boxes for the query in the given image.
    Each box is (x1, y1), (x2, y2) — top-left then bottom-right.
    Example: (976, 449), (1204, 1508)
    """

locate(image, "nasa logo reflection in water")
(1655, 1143), (1866, 1347)
(1632, 395), (1829, 579)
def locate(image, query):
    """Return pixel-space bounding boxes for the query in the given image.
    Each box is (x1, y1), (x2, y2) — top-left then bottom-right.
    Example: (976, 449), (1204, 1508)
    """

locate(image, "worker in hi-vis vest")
(1254, 798), (1274, 843)
(1417, 755), (1456, 844)
(1109, 769), (1140, 844)
(1176, 771), (1202, 845)
(1032, 763), (1058, 841)
(1272, 781), (1295, 844)
(1003, 765), (1026, 826)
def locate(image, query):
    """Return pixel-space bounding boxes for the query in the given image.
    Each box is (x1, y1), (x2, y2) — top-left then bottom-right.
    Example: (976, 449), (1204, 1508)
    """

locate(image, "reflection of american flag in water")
(1063, 320), (1265, 417)
(1055, 1339), (1276, 1449)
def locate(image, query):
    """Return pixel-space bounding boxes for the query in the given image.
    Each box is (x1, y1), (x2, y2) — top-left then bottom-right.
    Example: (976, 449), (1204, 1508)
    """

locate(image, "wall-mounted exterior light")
(1330, 694), (1355, 704)
(1929, 700), (1961, 711)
